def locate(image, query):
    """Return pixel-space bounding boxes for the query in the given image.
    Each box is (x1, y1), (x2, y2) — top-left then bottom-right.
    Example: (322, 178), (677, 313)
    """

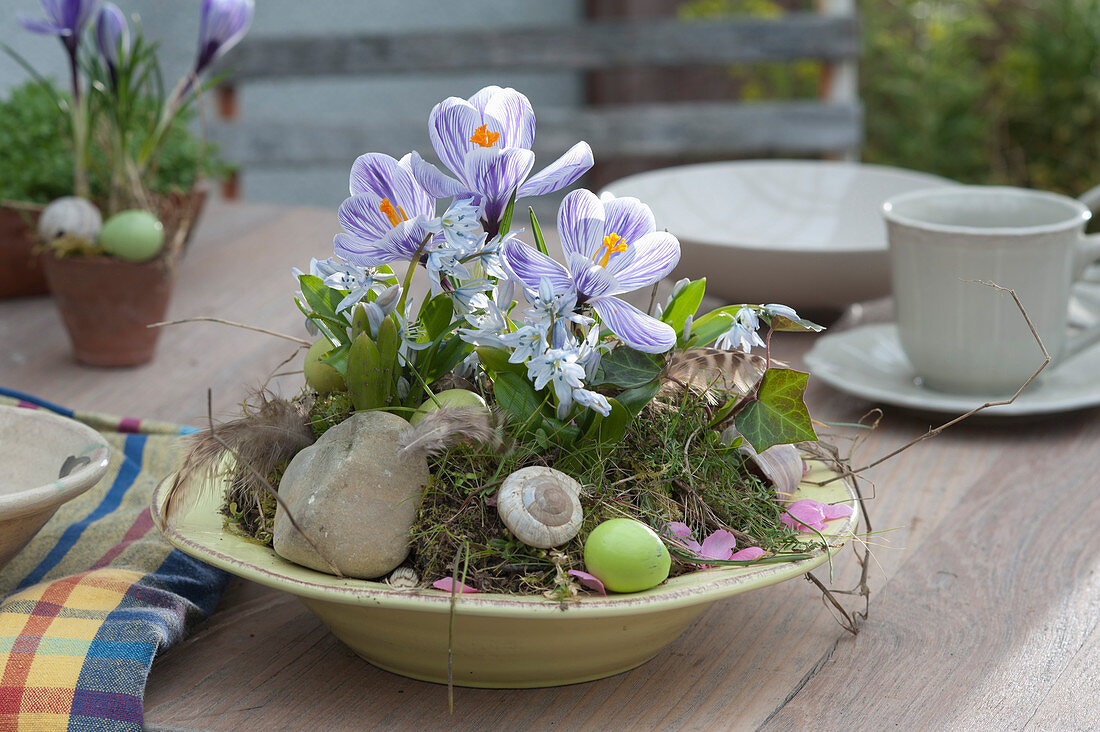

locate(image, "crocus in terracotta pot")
(14, 0), (252, 365)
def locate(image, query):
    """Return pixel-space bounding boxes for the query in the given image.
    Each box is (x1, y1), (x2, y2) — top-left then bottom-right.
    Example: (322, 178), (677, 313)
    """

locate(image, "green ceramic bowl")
(152, 461), (858, 688)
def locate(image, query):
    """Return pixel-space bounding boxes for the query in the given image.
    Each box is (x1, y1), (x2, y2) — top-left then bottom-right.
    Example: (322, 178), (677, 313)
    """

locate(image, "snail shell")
(385, 566), (419, 589)
(496, 466), (583, 549)
(38, 196), (102, 243)
(723, 426), (804, 499)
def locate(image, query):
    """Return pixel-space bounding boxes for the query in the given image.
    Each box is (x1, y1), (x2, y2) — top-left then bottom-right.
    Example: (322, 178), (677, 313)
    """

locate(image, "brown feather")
(164, 392), (314, 527)
(397, 406), (500, 458)
(660, 347), (782, 404)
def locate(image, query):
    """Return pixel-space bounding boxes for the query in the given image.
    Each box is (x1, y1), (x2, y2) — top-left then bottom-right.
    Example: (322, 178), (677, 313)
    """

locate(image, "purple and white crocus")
(335, 153), (439, 267)
(195, 0), (254, 76)
(410, 86), (594, 233)
(502, 190), (681, 354)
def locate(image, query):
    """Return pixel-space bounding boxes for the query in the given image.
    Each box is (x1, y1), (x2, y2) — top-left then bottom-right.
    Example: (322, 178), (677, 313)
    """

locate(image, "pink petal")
(699, 530), (737, 561)
(567, 570), (607, 596)
(432, 577), (479, 594)
(667, 522), (693, 539)
(781, 499), (828, 532)
(822, 503), (854, 521)
(730, 547), (767, 561)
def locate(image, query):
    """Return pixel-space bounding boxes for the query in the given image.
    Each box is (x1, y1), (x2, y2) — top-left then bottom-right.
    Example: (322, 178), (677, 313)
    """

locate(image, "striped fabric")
(0, 389), (228, 731)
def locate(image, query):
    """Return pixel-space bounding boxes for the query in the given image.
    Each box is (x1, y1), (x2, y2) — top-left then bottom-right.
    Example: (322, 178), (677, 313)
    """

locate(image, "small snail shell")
(386, 566), (419, 589)
(38, 196), (102, 243)
(723, 426), (803, 498)
(496, 466), (583, 549)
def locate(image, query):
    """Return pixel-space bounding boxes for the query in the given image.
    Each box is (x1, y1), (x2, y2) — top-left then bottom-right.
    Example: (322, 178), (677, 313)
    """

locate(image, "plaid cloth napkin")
(0, 389), (229, 731)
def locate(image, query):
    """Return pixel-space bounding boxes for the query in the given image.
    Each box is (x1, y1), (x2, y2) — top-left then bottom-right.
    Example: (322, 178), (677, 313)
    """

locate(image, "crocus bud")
(194, 0), (255, 75)
(95, 3), (128, 75)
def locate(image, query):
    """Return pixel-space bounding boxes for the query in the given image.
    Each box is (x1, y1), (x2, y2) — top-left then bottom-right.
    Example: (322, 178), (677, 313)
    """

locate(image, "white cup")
(882, 186), (1100, 395)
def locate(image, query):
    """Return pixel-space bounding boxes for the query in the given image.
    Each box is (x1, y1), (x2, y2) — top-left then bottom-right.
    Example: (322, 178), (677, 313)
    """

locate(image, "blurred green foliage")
(0, 80), (227, 205)
(682, 0), (1100, 195)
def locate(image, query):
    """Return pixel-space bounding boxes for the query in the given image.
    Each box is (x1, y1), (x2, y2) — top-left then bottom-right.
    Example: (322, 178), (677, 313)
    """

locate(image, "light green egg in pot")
(99, 210), (165, 262)
(583, 518), (671, 593)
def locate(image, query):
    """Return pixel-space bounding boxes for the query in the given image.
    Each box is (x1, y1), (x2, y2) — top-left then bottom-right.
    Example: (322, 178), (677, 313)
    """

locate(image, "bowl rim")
(152, 459), (860, 619)
(600, 159), (954, 255)
(0, 404), (111, 520)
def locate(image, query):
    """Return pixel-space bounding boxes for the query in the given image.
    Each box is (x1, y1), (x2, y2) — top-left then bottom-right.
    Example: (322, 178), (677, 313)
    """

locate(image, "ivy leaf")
(764, 313), (825, 333)
(734, 368), (817, 453)
(616, 379), (661, 416)
(591, 347), (666, 389)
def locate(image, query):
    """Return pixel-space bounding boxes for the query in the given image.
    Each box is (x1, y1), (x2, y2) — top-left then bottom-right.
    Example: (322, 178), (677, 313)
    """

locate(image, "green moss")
(309, 391), (354, 438)
(408, 393), (816, 595)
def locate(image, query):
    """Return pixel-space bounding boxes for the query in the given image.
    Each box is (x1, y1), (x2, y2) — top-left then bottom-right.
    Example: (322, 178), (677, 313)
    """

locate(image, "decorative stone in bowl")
(0, 405), (111, 573)
(152, 460), (858, 689)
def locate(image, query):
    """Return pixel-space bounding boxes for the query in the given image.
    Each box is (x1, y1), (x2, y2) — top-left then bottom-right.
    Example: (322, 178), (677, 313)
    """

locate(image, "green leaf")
(591, 398), (631, 445)
(421, 336), (472, 384)
(419, 295), (455, 341)
(475, 346), (526, 377)
(734, 368), (818, 453)
(491, 371), (547, 431)
(529, 207), (549, 256)
(346, 333), (383, 411)
(351, 302), (369, 339)
(298, 275), (342, 318)
(591, 347), (666, 389)
(320, 342), (350, 377)
(616, 379), (661, 416)
(499, 187), (519, 235)
(660, 278), (706, 341)
(375, 314), (401, 405)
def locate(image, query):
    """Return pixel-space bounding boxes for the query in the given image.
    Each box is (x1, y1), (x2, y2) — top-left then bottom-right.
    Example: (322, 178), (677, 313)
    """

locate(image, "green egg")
(99, 210), (164, 261)
(583, 518), (671, 593)
(304, 339), (347, 394)
(409, 388), (488, 425)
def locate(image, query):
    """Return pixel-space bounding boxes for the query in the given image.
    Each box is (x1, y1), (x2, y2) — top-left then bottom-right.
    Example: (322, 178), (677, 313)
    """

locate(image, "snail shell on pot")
(497, 466), (583, 549)
(386, 566), (419, 590)
(38, 196), (102, 243)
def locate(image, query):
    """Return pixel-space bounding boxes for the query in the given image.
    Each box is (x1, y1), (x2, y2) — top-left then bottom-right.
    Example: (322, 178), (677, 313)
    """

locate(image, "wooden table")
(3, 201), (1098, 730)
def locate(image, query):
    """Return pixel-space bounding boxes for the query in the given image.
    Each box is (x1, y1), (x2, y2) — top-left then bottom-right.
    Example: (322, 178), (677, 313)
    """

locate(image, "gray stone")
(272, 411), (428, 579)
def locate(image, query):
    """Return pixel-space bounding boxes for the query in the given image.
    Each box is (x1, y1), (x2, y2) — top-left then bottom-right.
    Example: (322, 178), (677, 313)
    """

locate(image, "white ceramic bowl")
(0, 405), (111, 572)
(601, 160), (954, 313)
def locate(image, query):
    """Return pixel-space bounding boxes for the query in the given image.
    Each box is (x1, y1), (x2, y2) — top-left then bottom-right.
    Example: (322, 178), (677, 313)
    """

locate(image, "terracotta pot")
(42, 255), (174, 367)
(40, 186), (208, 367)
(0, 206), (47, 298)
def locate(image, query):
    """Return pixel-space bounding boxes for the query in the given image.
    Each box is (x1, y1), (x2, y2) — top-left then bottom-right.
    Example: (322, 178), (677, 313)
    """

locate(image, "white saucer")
(805, 323), (1100, 416)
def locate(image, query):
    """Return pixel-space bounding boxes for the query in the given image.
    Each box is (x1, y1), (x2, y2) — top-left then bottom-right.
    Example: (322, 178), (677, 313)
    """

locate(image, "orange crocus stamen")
(470, 123), (500, 148)
(379, 198), (408, 227)
(592, 233), (628, 268)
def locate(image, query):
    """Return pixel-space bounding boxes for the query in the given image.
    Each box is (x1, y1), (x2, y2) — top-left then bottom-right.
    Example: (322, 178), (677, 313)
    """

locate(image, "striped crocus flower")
(502, 190), (681, 354)
(334, 153), (440, 267)
(409, 86), (593, 233)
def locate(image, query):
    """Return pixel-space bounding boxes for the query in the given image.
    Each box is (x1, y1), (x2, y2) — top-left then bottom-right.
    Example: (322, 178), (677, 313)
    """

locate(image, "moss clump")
(408, 393), (817, 596)
(221, 464), (284, 546)
(309, 391), (353, 438)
